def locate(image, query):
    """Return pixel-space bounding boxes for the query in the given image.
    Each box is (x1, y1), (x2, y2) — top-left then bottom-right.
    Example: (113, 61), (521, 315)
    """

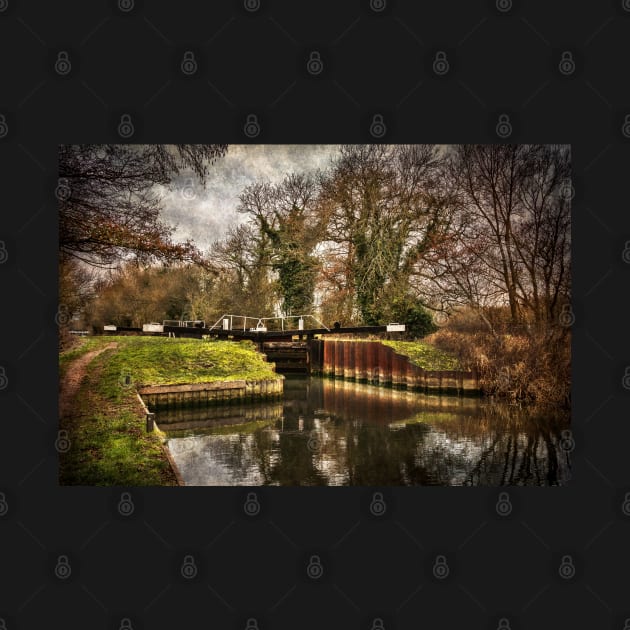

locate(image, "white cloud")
(158, 144), (339, 251)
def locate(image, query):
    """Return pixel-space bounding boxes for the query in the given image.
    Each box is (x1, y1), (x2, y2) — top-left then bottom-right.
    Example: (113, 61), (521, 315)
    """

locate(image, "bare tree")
(316, 144), (445, 324)
(419, 144), (570, 332)
(59, 144), (228, 267)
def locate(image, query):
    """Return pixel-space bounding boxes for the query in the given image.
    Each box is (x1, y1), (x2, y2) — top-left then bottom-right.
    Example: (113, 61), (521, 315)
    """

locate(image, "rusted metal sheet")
(334, 341), (344, 378)
(344, 339), (355, 379)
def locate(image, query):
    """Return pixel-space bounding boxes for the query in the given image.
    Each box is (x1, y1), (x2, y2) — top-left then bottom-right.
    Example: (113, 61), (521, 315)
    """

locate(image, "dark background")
(1, 0), (629, 628)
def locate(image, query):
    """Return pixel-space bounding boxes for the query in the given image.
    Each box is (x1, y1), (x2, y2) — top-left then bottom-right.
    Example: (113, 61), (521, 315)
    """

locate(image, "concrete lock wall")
(311, 339), (480, 395)
(137, 377), (284, 411)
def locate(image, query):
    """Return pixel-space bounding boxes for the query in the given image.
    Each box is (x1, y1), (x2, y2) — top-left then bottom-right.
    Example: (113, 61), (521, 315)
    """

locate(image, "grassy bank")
(59, 340), (178, 485)
(102, 336), (278, 389)
(59, 336), (279, 485)
(381, 340), (461, 370)
(322, 337), (461, 371)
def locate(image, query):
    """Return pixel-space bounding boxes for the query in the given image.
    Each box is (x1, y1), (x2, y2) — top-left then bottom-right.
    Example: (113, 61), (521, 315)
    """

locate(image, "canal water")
(156, 376), (571, 486)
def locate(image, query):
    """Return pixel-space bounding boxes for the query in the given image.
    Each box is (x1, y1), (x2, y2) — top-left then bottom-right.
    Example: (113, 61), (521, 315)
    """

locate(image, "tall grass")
(424, 315), (570, 407)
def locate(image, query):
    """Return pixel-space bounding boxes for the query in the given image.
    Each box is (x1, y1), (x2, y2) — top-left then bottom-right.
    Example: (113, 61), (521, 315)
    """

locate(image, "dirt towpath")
(59, 342), (118, 420)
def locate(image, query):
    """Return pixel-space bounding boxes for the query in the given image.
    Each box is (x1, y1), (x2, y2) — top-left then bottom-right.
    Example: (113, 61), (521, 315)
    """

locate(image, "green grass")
(99, 336), (278, 389)
(382, 340), (461, 370)
(59, 335), (281, 485)
(60, 344), (177, 486)
(323, 337), (461, 371)
(60, 335), (279, 396)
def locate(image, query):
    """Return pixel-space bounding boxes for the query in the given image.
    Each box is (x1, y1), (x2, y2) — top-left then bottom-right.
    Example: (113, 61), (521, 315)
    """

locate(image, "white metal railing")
(208, 314), (330, 332)
(162, 320), (205, 328)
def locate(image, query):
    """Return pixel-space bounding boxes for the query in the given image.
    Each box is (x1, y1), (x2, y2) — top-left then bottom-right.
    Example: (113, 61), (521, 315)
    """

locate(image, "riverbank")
(58, 336), (281, 485)
(424, 327), (571, 407)
(320, 337), (462, 370)
(310, 339), (479, 394)
(59, 338), (178, 485)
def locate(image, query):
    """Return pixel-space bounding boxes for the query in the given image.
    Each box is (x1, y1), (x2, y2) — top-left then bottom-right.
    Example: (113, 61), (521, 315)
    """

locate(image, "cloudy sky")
(158, 145), (339, 252)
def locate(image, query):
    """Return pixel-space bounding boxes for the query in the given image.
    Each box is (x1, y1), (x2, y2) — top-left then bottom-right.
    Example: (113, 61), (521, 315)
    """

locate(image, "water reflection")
(158, 376), (571, 486)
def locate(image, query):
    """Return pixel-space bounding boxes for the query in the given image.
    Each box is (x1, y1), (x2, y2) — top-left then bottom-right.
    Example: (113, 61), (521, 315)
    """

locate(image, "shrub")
(425, 325), (570, 407)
